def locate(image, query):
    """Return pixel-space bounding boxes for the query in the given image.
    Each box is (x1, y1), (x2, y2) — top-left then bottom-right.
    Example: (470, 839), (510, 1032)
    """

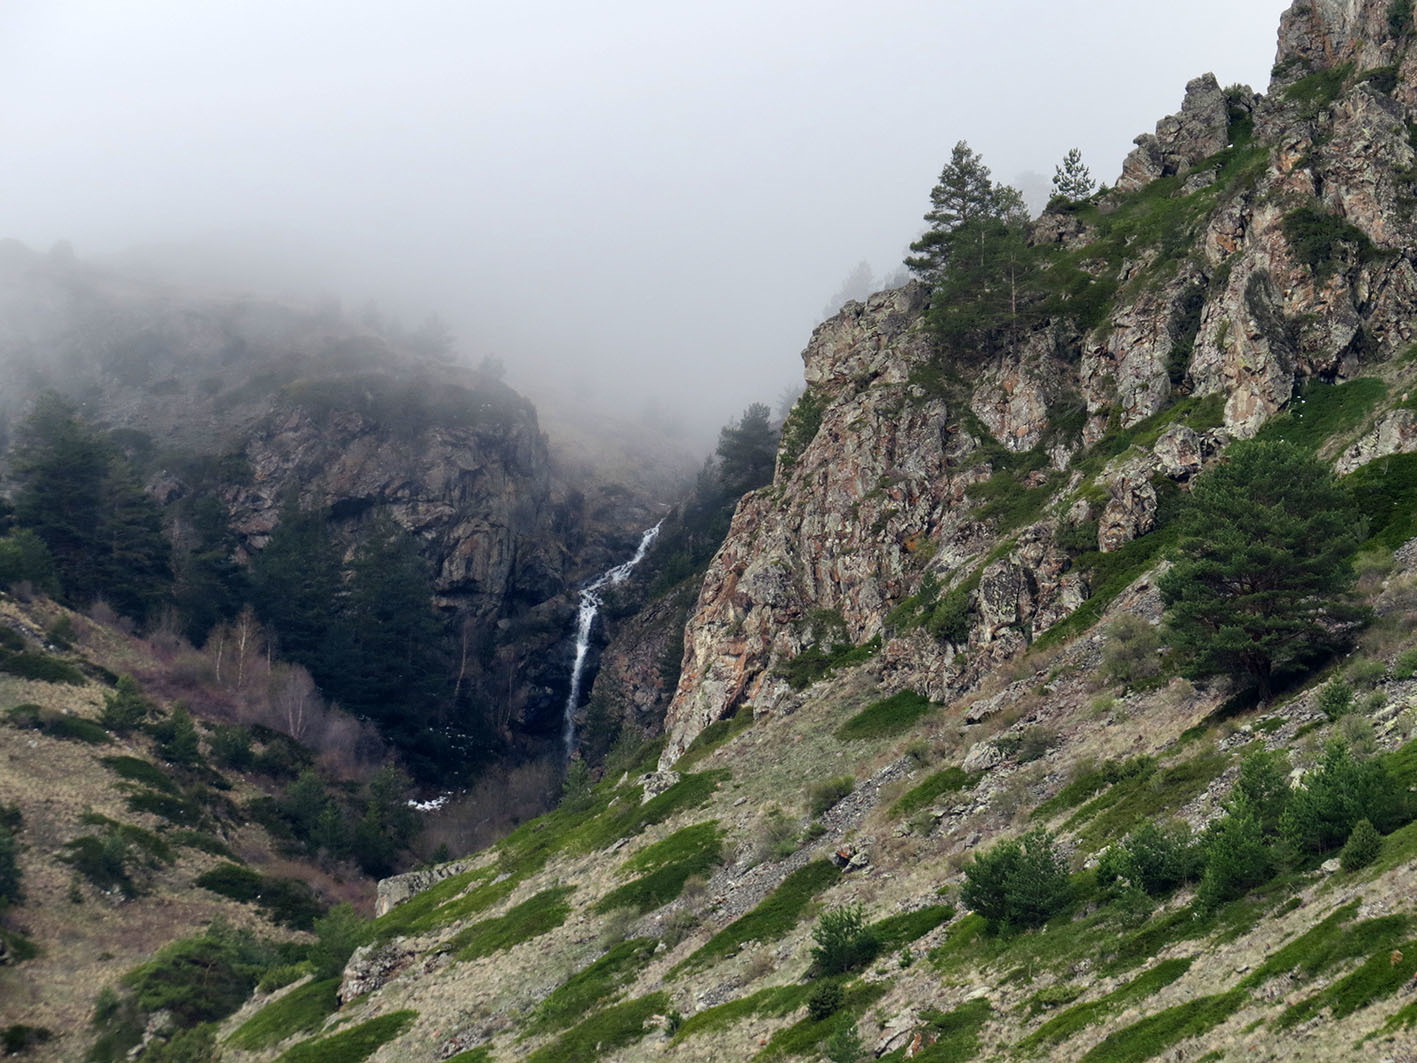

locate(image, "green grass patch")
(371, 865), (496, 940)
(194, 863), (324, 930)
(891, 766), (975, 817)
(1077, 990), (1246, 1063)
(676, 712), (754, 770)
(1237, 901), (1411, 990)
(1282, 62), (1352, 115)
(125, 787), (209, 827)
(675, 860), (839, 974)
(6, 703), (109, 744)
(834, 690), (937, 741)
(228, 978), (340, 1051)
(1033, 755), (1156, 824)
(1348, 452), (1417, 550)
(0, 926), (38, 963)
(1033, 522), (1176, 652)
(1275, 937), (1417, 1028)
(1019, 957), (1194, 1049)
(525, 992), (670, 1063)
(1364, 816), (1417, 877)
(755, 978), (888, 1060)
(1280, 207), (1375, 279)
(672, 985), (808, 1042)
(442, 1049), (492, 1063)
(1254, 377), (1386, 452)
(102, 755), (178, 793)
(576, 770), (729, 853)
(0, 652), (87, 685)
(965, 460), (1058, 534)
(779, 636), (882, 691)
(277, 1009), (417, 1063)
(869, 905), (954, 951)
(880, 998), (992, 1062)
(171, 829), (239, 860)
(596, 821), (723, 914)
(446, 886), (574, 962)
(1065, 750), (1226, 850)
(527, 938), (658, 1034)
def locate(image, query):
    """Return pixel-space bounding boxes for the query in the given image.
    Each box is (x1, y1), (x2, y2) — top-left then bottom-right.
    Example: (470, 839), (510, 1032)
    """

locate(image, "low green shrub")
(834, 691), (936, 740)
(780, 637), (881, 691)
(228, 978), (340, 1051)
(0, 652), (86, 685)
(891, 766), (974, 817)
(1077, 990), (1246, 1063)
(675, 860), (838, 973)
(995, 727), (1059, 764)
(446, 886), (574, 962)
(5, 703), (109, 744)
(596, 822), (723, 914)
(0, 823), (20, 906)
(0, 1025), (52, 1055)
(529, 938), (658, 1034)
(1276, 940), (1417, 1028)
(277, 1009), (417, 1063)
(1318, 679), (1354, 721)
(808, 776), (855, 816)
(1100, 614), (1162, 687)
(101, 755), (178, 793)
(758, 980), (888, 1060)
(1392, 648), (1417, 680)
(524, 993), (670, 1063)
(869, 905), (954, 952)
(195, 863), (324, 930)
(676, 712), (753, 769)
(62, 818), (173, 899)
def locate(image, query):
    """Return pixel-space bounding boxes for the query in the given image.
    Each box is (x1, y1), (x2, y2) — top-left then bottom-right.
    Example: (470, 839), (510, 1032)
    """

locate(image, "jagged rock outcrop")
(660, 0), (1417, 767)
(1098, 473), (1158, 552)
(1336, 408), (1417, 472)
(1117, 74), (1232, 192)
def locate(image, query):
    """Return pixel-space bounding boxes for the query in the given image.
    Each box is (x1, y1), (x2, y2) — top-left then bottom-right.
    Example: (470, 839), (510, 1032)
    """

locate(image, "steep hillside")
(14, 2), (1417, 1061)
(0, 594), (398, 1062)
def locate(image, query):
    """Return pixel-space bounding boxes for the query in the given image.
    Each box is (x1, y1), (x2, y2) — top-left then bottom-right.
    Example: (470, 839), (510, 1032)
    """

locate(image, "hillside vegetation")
(10, 2), (1417, 1061)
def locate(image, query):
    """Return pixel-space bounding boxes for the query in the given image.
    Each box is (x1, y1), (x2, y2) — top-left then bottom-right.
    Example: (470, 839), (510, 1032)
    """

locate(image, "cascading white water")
(562, 520), (664, 758)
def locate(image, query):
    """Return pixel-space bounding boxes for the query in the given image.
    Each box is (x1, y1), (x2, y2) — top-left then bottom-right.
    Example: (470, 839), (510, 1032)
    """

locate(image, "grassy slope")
(0, 596), (371, 1063)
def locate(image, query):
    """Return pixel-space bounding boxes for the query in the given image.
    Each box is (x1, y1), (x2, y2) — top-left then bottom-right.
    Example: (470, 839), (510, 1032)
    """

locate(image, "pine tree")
(715, 403), (778, 496)
(905, 141), (999, 283)
(8, 392), (168, 622)
(249, 500), (343, 667)
(1159, 439), (1366, 698)
(905, 142), (1040, 352)
(1051, 147), (1096, 201)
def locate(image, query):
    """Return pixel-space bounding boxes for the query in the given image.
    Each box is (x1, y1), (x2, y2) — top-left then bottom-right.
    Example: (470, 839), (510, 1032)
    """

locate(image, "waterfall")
(562, 520), (663, 759)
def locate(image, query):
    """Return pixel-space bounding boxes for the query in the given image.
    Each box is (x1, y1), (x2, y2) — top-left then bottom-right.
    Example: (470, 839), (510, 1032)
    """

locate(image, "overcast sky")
(2, 0), (1289, 443)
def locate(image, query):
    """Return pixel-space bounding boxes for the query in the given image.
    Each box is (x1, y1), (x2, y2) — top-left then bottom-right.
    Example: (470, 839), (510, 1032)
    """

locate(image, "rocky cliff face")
(660, 0), (1417, 766)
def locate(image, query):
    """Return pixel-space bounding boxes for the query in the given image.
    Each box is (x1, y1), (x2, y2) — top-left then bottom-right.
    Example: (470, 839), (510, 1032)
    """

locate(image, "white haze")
(2, 0), (1287, 445)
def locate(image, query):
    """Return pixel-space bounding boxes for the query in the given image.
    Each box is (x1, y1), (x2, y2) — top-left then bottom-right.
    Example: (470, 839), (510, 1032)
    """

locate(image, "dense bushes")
(89, 923), (302, 1063)
(811, 904), (879, 974)
(961, 828), (1072, 929)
